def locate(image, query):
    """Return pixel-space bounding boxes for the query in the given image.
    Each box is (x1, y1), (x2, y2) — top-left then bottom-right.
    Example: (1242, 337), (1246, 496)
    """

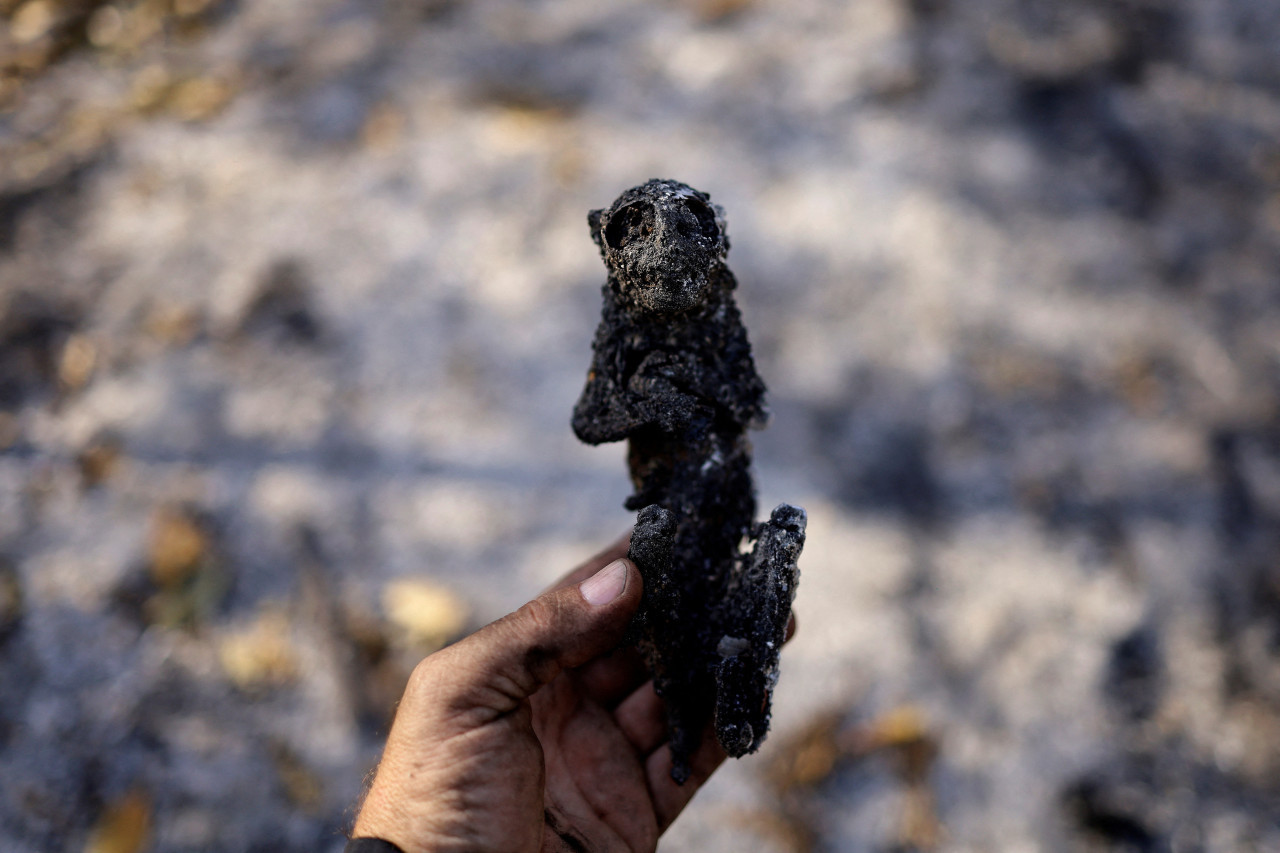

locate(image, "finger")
(430, 558), (643, 720)
(646, 725), (728, 832)
(613, 681), (668, 755)
(542, 530), (633, 594)
(573, 644), (651, 708)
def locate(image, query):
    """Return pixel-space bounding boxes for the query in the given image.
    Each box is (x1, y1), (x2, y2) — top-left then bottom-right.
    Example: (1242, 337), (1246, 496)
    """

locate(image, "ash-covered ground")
(3, 1), (1280, 851)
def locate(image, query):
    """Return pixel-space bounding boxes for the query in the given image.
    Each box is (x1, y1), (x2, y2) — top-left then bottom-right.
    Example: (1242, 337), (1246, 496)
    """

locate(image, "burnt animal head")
(589, 179), (729, 316)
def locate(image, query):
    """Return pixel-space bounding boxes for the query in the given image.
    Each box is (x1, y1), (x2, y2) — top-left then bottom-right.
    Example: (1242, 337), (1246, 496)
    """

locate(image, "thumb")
(434, 558), (642, 715)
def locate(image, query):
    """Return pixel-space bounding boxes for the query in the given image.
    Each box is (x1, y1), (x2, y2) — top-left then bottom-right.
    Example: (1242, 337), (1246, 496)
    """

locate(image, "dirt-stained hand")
(351, 537), (728, 852)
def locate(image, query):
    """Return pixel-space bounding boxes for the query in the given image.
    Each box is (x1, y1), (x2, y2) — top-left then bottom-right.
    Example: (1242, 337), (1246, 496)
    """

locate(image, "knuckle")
(508, 594), (568, 684)
(515, 594), (562, 636)
(405, 654), (442, 700)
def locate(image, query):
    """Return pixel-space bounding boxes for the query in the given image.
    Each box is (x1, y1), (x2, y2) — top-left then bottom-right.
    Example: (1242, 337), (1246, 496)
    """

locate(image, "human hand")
(351, 537), (729, 852)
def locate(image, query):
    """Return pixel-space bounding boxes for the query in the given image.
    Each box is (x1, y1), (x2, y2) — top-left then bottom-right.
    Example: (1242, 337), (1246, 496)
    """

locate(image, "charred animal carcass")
(572, 179), (806, 783)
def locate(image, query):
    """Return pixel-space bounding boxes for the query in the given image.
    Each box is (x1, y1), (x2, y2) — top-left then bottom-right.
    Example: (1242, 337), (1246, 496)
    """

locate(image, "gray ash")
(572, 179), (806, 783)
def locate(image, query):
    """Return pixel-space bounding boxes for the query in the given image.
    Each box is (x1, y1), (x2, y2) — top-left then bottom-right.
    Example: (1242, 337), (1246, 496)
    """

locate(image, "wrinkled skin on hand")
(573, 179), (806, 783)
(353, 543), (730, 853)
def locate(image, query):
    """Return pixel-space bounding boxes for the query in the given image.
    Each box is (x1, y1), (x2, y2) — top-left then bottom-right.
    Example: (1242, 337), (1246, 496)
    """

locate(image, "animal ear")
(588, 208), (606, 252)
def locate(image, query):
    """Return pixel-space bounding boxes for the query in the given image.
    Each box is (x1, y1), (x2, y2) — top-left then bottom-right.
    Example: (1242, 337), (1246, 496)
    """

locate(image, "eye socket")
(683, 199), (720, 241)
(604, 202), (654, 250)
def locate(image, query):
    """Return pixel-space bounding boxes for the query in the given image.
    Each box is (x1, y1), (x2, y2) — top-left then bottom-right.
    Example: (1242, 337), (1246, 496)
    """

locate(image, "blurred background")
(2, 0), (1280, 850)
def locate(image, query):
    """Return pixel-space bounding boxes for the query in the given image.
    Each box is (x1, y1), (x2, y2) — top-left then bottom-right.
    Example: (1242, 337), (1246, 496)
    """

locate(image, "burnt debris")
(573, 179), (806, 783)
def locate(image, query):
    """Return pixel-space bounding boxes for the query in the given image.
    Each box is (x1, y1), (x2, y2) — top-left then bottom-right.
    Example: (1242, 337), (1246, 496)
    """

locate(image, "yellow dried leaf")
(148, 510), (207, 588)
(10, 1), (56, 44)
(218, 609), (299, 689)
(130, 65), (172, 112)
(168, 77), (232, 122)
(381, 579), (468, 652)
(868, 706), (937, 783)
(58, 334), (97, 391)
(764, 709), (845, 792)
(143, 302), (200, 345)
(84, 790), (151, 853)
(871, 706), (927, 748)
